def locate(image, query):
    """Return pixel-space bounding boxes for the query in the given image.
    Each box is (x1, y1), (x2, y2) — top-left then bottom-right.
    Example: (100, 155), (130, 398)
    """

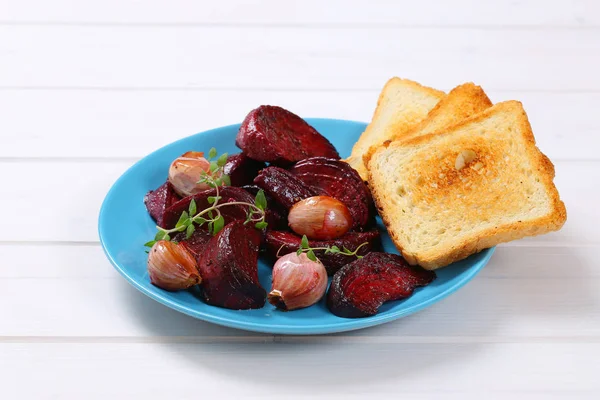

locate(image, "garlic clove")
(288, 196), (353, 240)
(168, 155), (212, 197)
(268, 252), (328, 311)
(148, 240), (201, 291)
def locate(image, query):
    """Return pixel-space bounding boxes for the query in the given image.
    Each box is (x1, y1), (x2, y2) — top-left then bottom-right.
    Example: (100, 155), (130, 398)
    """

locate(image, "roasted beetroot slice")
(144, 181), (181, 226)
(173, 228), (212, 262)
(327, 253), (436, 318)
(223, 153), (266, 187)
(253, 166), (321, 210)
(291, 157), (373, 229)
(162, 186), (255, 229)
(197, 221), (266, 309)
(236, 105), (339, 165)
(264, 230), (381, 275)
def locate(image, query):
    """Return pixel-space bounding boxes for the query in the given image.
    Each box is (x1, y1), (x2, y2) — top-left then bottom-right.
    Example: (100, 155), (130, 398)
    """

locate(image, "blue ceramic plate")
(99, 119), (494, 335)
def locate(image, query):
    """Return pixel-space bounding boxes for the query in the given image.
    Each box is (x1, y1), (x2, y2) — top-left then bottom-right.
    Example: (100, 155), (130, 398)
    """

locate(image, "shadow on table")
(121, 246), (595, 389)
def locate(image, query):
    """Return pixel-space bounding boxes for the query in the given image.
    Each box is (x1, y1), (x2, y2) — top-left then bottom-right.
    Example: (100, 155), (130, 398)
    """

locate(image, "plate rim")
(98, 118), (495, 335)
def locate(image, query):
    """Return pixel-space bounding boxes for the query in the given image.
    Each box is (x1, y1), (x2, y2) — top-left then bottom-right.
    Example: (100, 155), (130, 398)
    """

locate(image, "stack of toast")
(347, 78), (566, 269)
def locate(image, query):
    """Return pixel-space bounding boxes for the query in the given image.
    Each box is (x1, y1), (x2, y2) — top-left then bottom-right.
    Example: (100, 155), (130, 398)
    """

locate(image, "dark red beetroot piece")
(291, 157), (373, 229)
(197, 221), (266, 309)
(236, 105), (339, 165)
(253, 166), (321, 210)
(162, 186), (255, 229)
(264, 230), (381, 275)
(144, 182), (181, 226)
(223, 153), (266, 187)
(242, 185), (287, 229)
(327, 253), (436, 318)
(173, 228), (212, 262)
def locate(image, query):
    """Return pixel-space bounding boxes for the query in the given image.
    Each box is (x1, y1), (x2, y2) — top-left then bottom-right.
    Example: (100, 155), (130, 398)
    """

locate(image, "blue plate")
(99, 119), (494, 335)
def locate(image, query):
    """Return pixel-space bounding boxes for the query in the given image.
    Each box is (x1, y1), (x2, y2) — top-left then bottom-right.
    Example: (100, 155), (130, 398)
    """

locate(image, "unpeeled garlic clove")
(288, 196), (353, 240)
(268, 252), (328, 311)
(148, 240), (201, 291)
(168, 154), (212, 197)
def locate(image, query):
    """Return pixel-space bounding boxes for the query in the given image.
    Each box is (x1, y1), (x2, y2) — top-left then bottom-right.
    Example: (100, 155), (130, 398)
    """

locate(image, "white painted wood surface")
(0, 1), (598, 398)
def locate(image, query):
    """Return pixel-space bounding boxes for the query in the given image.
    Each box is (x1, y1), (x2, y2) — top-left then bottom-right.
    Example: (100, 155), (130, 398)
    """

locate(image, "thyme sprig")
(277, 235), (369, 262)
(144, 148), (268, 248)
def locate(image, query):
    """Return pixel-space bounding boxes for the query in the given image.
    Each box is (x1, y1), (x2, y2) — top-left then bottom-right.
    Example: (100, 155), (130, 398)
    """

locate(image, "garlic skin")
(268, 252), (328, 311)
(288, 196), (353, 240)
(148, 240), (201, 291)
(168, 154), (212, 197)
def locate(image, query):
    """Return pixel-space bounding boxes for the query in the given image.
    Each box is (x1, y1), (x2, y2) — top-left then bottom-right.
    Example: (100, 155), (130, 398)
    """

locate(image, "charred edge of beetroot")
(326, 253), (436, 318)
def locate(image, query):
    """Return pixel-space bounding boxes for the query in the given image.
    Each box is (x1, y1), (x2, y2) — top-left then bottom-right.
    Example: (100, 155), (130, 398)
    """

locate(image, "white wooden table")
(1, 1), (599, 398)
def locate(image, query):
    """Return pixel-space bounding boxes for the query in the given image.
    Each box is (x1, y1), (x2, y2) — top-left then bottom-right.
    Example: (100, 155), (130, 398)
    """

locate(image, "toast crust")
(363, 82), (492, 168)
(367, 101), (567, 269)
(345, 77), (444, 179)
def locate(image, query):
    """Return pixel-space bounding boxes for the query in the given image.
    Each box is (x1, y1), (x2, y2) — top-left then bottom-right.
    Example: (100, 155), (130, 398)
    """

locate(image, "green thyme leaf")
(217, 153), (228, 167)
(255, 189), (267, 211)
(342, 246), (351, 253)
(296, 248), (303, 256)
(213, 215), (225, 235)
(209, 161), (218, 172)
(222, 175), (231, 186)
(144, 240), (156, 248)
(155, 230), (167, 241)
(164, 234), (171, 241)
(208, 147), (217, 160)
(208, 210), (214, 219)
(175, 211), (189, 228)
(357, 255), (364, 259)
(188, 199), (197, 215)
(307, 249), (317, 262)
(207, 221), (214, 235)
(193, 216), (207, 225)
(301, 235), (310, 249)
(330, 245), (340, 253)
(255, 221), (268, 230)
(185, 224), (195, 239)
(214, 177), (223, 186)
(207, 196), (216, 204)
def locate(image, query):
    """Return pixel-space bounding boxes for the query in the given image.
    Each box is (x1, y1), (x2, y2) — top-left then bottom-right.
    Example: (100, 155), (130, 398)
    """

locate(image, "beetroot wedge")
(223, 153), (266, 187)
(253, 166), (321, 210)
(327, 253), (436, 318)
(264, 230), (381, 275)
(174, 228), (212, 262)
(290, 157), (373, 229)
(236, 105), (339, 165)
(144, 181), (181, 226)
(162, 186), (255, 230)
(197, 221), (266, 309)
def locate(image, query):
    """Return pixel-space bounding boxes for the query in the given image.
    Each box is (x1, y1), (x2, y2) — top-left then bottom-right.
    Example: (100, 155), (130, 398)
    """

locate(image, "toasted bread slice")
(367, 101), (567, 269)
(363, 82), (493, 168)
(345, 77), (444, 180)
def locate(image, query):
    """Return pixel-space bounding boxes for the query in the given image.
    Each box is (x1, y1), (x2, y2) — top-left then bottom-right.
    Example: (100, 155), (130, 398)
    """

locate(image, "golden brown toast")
(345, 77), (445, 180)
(367, 101), (567, 269)
(363, 82), (492, 168)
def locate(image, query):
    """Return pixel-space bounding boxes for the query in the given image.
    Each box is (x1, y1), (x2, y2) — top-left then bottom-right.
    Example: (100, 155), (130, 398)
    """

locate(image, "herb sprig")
(145, 148), (268, 247)
(277, 235), (369, 262)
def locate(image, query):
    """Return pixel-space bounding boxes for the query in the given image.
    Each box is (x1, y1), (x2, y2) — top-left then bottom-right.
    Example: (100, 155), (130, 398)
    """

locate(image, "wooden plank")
(0, 343), (597, 398)
(0, 89), (595, 160)
(0, 160), (593, 243)
(1, 26), (599, 90)
(0, 0), (597, 26)
(0, 244), (598, 338)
